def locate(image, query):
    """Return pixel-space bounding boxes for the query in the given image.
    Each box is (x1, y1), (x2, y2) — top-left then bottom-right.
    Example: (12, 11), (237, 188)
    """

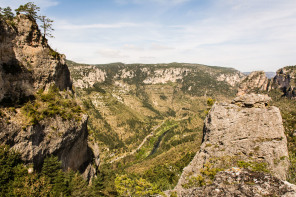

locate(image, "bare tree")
(39, 15), (54, 38)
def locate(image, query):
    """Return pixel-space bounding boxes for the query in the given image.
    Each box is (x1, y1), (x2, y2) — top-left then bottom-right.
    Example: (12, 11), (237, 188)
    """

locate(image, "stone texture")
(0, 15), (97, 178)
(180, 168), (296, 197)
(175, 94), (290, 195)
(0, 15), (72, 106)
(237, 71), (270, 96)
(271, 66), (296, 99)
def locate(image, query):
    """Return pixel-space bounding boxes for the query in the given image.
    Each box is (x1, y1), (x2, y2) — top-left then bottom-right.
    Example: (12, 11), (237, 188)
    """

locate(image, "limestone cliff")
(271, 66), (296, 99)
(237, 71), (270, 95)
(67, 61), (244, 94)
(0, 14), (72, 106)
(174, 94), (292, 196)
(0, 15), (96, 177)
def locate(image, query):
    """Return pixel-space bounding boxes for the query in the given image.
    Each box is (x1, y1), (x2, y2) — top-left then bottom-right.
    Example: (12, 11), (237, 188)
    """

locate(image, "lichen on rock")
(174, 94), (292, 196)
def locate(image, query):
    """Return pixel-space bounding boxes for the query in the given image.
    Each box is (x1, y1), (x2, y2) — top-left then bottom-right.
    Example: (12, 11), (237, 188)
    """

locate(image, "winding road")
(109, 120), (165, 163)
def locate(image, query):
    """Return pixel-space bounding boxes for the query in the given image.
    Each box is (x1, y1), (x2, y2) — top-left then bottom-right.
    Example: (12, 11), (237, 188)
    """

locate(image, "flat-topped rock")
(232, 93), (271, 108)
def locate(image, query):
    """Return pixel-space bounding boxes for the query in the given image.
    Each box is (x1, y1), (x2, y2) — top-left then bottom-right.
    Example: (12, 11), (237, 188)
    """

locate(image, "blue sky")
(1, 0), (296, 72)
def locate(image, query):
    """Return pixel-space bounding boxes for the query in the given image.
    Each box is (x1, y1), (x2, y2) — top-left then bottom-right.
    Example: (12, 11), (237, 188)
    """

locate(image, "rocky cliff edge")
(173, 94), (294, 196)
(0, 15), (97, 178)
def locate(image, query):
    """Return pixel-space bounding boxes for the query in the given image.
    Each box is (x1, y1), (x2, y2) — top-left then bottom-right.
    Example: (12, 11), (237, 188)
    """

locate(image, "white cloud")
(48, 0), (296, 72)
(115, 0), (190, 5)
(57, 22), (142, 30)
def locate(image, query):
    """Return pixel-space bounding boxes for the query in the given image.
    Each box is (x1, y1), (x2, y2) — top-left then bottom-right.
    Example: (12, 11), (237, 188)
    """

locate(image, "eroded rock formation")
(174, 94), (292, 196)
(0, 14), (72, 106)
(0, 15), (97, 177)
(272, 66), (296, 99)
(237, 71), (270, 95)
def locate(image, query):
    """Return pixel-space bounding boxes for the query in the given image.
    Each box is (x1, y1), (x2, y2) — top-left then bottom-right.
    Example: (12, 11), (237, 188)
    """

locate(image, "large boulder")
(175, 94), (290, 195)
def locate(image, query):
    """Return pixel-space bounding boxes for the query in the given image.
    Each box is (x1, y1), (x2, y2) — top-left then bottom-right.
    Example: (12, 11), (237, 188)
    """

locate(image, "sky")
(1, 0), (296, 72)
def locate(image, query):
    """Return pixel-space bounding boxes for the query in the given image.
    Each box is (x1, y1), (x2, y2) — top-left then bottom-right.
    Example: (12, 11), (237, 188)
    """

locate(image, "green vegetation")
(39, 15), (54, 38)
(65, 61), (241, 194)
(115, 174), (162, 197)
(21, 85), (82, 125)
(15, 2), (40, 20)
(0, 145), (93, 196)
(1, 2), (54, 39)
(183, 157), (270, 189)
(0, 7), (14, 20)
(269, 89), (296, 183)
(237, 160), (269, 173)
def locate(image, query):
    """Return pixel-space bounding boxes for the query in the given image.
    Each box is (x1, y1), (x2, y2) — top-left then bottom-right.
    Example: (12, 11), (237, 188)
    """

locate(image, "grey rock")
(0, 15), (72, 106)
(0, 112), (93, 173)
(232, 93), (271, 108)
(180, 168), (296, 197)
(175, 94), (290, 195)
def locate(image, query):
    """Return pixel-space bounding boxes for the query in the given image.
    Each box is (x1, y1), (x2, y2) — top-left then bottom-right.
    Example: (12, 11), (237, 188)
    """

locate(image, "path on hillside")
(109, 120), (166, 163)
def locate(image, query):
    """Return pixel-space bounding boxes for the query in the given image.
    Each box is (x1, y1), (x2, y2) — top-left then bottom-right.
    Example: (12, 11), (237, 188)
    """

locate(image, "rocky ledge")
(181, 167), (296, 197)
(174, 94), (292, 196)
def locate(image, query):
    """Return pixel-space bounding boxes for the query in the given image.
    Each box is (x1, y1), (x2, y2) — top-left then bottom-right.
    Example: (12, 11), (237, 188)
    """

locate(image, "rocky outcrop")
(217, 72), (244, 87)
(237, 71), (269, 95)
(0, 112), (92, 171)
(0, 15), (97, 178)
(0, 15), (72, 106)
(175, 94), (290, 195)
(271, 66), (296, 99)
(180, 168), (296, 197)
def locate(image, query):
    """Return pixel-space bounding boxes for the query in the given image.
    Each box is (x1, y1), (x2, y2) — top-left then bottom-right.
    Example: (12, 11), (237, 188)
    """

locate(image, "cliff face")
(174, 94), (292, 196)
(237, 71), (269, 95)
(0, 14), (72, 106)
(68, 61), (244, 92)
(272, 66), (296, 99)
(0, 15), (96, 176)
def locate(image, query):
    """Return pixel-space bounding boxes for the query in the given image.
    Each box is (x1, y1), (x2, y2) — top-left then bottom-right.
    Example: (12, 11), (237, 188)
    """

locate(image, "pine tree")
(15, 2), (40, 20)
(39, 15), (54, 38)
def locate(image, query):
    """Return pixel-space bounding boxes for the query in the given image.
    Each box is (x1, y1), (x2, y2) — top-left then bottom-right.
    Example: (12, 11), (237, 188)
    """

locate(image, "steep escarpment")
(272, 66), (296, 99)
(68, 61), (244, 97)
(174, 94), (292, 196)
(0, 15), (96, 176)
(0, 14), (72, 106)
(237, 71), (270, 95)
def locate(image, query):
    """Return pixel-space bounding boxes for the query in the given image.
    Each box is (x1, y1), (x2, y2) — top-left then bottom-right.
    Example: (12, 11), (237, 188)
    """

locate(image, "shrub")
(21, 85), (82, 125)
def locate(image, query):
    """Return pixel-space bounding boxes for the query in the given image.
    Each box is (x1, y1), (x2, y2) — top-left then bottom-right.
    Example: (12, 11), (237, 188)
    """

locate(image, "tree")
(0, 7), (15, 20)
(39, 15), (54, 38)
(15, 2), (40, 20)
(115, 174), (162, 197)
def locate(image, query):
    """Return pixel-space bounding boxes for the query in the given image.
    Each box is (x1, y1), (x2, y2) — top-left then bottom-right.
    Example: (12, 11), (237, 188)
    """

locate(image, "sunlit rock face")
(174, 94), (290, 196)
(237, 71), (269, 96)
(0, 14), (72, 106)
(271, 66), (296, 99)
(0, 15), (97, 178)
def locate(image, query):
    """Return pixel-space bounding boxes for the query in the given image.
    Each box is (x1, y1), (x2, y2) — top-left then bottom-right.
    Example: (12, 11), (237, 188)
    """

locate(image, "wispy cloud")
(47, 0), (296, 72)
(57, 22), (142, 30)
(115, 0), (190, 5)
